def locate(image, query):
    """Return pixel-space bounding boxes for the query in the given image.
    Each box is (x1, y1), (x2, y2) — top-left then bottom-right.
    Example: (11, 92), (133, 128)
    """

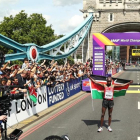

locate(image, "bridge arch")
(102, 22), (140, 33)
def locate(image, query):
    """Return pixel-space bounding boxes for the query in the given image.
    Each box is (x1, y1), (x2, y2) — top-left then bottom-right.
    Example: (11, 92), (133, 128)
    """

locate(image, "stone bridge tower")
(82, 0), (140, 61)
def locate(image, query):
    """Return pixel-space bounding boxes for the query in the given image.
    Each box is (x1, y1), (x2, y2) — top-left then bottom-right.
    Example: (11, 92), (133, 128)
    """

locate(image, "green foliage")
(0, 10), (56, 46)
(57, 59), (64, 65)
(77, 54), (82, 59)
(67, 56), (74, 65)
(11, 60), (23, 65)
(107, 50), (112, 57)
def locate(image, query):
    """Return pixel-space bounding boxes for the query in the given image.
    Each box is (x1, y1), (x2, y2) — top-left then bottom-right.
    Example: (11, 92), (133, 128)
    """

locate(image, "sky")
(0, 0), (84, 35)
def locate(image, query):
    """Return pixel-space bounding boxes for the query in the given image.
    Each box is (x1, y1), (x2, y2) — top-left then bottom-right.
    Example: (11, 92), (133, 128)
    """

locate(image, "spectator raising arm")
(1, 61), (10, 71)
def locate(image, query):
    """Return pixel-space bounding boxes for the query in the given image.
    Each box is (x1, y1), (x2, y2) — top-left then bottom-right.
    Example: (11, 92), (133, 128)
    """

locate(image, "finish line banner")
(47, 78), (81, 107)
(93, 33), (140, 76)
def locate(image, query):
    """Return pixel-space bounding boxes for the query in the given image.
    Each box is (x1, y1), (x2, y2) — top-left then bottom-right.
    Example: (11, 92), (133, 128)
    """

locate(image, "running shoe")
(97, 127), (103, 132)
(107, 126), (112, 132)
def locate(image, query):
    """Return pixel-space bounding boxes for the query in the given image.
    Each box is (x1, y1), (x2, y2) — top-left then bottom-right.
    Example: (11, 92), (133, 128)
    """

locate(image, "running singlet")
(104, 85), (114, 100)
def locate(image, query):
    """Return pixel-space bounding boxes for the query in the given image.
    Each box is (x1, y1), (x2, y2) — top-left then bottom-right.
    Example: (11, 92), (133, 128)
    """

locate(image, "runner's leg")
(108, 107), (113, 126)
(101, 107), (106, 127)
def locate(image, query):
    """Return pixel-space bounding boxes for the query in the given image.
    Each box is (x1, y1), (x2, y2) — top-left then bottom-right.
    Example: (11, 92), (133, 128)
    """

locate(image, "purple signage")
(93, 33), (140, 76)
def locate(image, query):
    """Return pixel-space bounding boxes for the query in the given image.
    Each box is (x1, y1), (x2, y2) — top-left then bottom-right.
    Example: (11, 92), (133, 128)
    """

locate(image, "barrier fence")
(7, 67), (123, 127)
(7, 78), (81, 127)
(106, 67), (123, 77)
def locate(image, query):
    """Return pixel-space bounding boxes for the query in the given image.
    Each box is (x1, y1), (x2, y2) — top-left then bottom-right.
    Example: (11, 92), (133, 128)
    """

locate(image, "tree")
(107, 50), (112, 58)
(0, 10), (57, 54)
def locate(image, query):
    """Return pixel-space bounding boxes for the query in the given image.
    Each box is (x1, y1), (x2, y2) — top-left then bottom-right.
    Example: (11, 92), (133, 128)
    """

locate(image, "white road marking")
(138, 89), (139, 91)
(137, 137), (140, 140)
(138, 102), (140, 109)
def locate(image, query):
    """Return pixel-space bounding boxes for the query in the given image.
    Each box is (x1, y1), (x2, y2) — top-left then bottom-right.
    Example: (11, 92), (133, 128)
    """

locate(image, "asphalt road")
(19, 66), (140, 140)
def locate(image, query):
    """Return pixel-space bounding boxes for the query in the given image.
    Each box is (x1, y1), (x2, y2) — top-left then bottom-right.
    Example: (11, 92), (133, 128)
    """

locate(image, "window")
(108, 13), (114, 22)
(110, 13), (113, 21)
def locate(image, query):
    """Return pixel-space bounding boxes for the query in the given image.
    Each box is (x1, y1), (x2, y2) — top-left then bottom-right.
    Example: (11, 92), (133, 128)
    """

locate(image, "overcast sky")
(0, 0), (84, 35)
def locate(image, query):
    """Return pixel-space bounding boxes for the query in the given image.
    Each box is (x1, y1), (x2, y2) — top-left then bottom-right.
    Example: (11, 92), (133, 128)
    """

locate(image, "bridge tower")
(82, 0), (140, 60)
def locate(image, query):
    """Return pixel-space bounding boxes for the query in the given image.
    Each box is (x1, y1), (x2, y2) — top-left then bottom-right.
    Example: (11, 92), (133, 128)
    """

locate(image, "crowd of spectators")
(105, 59), (124, 76)
(0, 58), (92, 97)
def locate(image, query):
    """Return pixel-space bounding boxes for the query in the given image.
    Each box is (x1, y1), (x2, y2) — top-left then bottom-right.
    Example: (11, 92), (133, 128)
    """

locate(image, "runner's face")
(107, 78), (112, 86)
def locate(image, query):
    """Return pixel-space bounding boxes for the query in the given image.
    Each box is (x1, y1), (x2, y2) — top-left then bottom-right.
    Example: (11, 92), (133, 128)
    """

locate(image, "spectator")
(22, 58), (29, 70)
(16, 70), (27, 89)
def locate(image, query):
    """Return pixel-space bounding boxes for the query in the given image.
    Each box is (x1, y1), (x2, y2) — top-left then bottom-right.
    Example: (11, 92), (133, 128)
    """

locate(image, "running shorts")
(102, 99), (114, 109)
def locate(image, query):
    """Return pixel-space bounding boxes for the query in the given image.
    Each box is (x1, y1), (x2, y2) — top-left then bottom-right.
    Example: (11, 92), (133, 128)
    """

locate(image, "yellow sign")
(95, 62), (103, 64)
(132, 49), (140, 56)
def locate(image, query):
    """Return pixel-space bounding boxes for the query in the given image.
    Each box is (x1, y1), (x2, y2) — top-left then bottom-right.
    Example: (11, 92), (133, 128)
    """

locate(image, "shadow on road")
(82, 120), (120, 128)
(125, 69), (140, 71)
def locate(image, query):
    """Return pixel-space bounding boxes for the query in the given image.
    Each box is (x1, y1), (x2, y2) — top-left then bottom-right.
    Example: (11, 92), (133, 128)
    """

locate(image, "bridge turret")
(82, 0), (140, 61)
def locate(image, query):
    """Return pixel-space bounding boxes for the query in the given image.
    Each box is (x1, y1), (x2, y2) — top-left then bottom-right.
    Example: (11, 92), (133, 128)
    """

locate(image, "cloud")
(0, 0), (19, 4)
(59, 15), (84, 34)
(53, 0), (82, 6)
(43, 15), (51, 21)
(0, 9), (20, 22)
(0, 0), (19, 21)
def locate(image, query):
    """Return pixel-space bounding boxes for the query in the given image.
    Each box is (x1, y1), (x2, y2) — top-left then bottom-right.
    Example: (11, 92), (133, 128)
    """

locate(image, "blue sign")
(47, 78), (81, 107)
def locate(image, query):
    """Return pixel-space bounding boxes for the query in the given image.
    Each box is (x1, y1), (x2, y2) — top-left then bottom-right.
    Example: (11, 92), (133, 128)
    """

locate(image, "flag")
(27, 86), (37, 103)
(89, 75), (131, 99)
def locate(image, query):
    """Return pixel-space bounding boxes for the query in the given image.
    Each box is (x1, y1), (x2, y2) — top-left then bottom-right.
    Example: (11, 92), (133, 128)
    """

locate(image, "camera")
(9, 129), (23, 140)
(44, 135), (70, 140)
(0, 85), (24, 140)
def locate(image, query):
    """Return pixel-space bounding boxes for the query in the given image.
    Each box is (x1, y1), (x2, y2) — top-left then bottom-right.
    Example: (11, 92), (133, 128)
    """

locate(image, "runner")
(88, 76), (133, 132)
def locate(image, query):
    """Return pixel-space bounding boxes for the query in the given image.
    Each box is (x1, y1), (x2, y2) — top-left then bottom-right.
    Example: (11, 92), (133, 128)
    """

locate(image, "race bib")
(105, 90), (113, 99)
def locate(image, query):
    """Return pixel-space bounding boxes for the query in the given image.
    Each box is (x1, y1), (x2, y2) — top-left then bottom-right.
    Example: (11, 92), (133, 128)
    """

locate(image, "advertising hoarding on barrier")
(93, 33), (140, 76)
(7, 86), (48, 127)
(82, 78), (90, 91)
(47, 78), (81, 107)
(6, 78), (81, 127)
(112, 68), (117, 75)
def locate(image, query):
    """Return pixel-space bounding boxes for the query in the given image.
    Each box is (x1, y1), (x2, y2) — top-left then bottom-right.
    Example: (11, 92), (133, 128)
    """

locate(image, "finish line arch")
(102, 22), (140, 33)
(92, 32), (140, 76)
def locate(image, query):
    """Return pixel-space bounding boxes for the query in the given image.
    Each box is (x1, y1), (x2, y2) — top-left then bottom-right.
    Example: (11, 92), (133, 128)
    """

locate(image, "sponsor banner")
(7, 86), (48, 127)
(94, 56), (103, 58)
(47, 78), (81, 107)
(82, 78), (90, 91)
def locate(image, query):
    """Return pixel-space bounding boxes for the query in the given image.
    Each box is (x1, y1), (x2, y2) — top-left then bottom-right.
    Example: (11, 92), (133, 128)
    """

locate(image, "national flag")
(27, 86), (37, 103)
(89, 75), (131, 99)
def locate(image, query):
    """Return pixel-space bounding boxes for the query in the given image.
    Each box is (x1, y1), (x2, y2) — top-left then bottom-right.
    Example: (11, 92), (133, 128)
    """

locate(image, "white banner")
(7, 86), (48, 127)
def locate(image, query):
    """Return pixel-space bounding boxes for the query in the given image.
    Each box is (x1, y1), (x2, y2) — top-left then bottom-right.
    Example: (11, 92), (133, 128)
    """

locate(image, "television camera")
(0, 85), (25, 140)
(44, 135), (70, 140)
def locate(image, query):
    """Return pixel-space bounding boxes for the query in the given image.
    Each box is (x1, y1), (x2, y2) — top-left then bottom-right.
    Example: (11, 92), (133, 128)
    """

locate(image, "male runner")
(88, 76), (133, 132)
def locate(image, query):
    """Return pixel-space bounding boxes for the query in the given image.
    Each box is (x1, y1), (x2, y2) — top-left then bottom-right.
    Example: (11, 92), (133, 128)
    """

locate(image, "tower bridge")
(0, 0), (140, 63)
